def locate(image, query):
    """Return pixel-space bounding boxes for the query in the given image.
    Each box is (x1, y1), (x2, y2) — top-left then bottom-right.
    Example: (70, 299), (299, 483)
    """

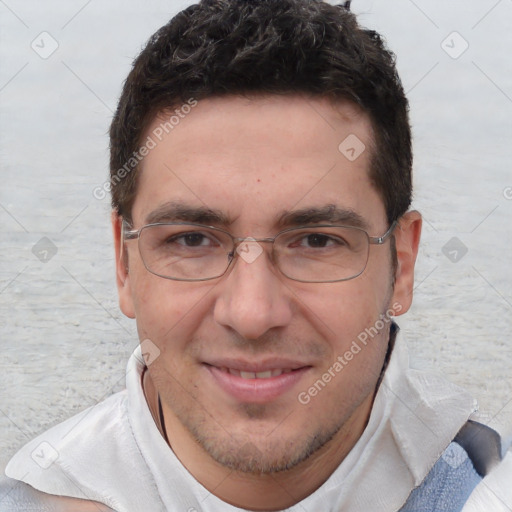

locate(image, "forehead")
(132, 95), (385, 231)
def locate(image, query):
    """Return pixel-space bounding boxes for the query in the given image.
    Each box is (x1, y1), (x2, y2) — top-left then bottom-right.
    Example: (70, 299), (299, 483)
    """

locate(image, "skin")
(113, 95), (422, 510)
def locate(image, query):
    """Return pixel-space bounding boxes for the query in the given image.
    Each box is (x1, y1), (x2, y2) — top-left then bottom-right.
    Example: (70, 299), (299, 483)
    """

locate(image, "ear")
(112, 211), (135, 319)
(391, 210), (422, 315)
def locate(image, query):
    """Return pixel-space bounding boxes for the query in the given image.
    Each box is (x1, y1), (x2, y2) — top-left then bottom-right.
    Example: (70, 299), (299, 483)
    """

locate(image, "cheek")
(302, 276), (391, 344)
(130, 271), (213, 353)
(302, 281), (393, 395)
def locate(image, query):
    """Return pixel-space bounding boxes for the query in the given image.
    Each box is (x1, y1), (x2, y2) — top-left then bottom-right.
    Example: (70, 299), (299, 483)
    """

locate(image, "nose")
(213, 241), (293, 340)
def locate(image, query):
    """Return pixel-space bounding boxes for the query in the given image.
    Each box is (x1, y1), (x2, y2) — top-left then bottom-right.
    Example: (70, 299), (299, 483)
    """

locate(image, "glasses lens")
(274, 226), (369, 282)
(138, 224), (232, 280)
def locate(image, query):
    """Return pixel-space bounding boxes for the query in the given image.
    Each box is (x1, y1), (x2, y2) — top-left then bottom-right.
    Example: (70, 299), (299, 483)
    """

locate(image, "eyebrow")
(277, 205), (370, 230)
(144, 202), (369, 231)
(145, 201), (231, 226)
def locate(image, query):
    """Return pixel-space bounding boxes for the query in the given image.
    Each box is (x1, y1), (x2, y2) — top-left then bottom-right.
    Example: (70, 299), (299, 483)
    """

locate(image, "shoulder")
(0, 476), (115, 511)
(4, 390), (136, 508)
(400, 422), (510, 512)
(462, 450), (512, 512)
(7, 389), (129, 474)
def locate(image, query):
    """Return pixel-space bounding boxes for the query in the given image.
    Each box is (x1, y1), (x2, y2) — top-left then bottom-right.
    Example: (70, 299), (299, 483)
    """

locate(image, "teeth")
(225, 368), (293, 379)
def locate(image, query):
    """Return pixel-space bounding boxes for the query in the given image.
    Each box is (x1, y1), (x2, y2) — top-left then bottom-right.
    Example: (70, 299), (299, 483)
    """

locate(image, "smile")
(221, 368), (294, 379)
(204, 363), (311, 403)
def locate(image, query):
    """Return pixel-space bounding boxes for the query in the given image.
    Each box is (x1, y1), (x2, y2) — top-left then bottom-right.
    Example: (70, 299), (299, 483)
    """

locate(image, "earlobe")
(391, 210), (422, 315)
(112, 212), (136, 319)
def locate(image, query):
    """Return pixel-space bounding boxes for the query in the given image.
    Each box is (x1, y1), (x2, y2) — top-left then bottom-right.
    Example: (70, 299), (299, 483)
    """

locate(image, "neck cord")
(142, 366), (171, 446)
(157, 393), (171, 446)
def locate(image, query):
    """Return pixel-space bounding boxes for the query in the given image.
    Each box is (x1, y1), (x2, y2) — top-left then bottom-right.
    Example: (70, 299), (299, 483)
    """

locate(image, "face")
(114, 95), (420, 475)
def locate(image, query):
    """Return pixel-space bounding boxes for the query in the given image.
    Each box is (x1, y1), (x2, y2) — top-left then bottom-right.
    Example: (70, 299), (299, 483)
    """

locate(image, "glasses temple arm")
(368, 220), (398, 245)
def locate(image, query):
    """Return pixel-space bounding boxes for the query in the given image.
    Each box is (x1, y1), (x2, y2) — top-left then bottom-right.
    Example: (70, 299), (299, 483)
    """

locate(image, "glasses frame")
(122, 219), (398, 283)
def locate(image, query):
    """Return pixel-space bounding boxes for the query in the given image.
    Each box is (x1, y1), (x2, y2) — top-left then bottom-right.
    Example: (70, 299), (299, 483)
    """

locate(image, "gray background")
(1, 0), (511, 473)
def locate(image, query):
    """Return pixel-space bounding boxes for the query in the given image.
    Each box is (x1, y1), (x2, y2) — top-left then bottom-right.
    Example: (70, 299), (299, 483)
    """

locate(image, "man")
(1, 0), (511, 510)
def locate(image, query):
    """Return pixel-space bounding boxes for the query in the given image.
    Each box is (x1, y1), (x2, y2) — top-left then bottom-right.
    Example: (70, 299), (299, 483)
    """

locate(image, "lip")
(203, 359), (312, 403)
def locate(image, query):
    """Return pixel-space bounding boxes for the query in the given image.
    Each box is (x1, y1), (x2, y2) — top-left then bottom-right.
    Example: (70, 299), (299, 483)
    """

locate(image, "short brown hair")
(109, 0), (412, 225)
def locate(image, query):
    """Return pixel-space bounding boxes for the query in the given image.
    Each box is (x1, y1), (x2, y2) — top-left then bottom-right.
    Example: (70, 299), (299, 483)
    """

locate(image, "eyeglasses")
(122, 220), (397, 283)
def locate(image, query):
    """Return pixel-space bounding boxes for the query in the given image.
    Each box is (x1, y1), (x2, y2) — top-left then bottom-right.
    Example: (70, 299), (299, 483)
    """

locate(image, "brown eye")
(304, 234), (333, 248)
(172, 233), (210, 247)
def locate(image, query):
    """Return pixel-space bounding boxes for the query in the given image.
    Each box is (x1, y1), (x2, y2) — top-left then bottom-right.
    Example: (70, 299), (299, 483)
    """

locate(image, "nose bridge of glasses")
(233, 235), (275, 243)
(230, 236), (276, 265)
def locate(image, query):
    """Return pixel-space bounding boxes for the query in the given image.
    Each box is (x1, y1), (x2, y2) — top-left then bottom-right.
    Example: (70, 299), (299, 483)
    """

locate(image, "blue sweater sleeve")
(400, 442), (482, 512)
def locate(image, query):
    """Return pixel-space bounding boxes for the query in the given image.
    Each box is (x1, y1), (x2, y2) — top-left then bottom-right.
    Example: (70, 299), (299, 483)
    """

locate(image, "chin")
(188, 415), (342, 475)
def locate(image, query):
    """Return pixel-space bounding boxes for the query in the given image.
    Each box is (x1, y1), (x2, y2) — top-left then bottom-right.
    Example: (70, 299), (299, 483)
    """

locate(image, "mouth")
(203, 360), (312, 403)
(220, 367), (294, 379)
